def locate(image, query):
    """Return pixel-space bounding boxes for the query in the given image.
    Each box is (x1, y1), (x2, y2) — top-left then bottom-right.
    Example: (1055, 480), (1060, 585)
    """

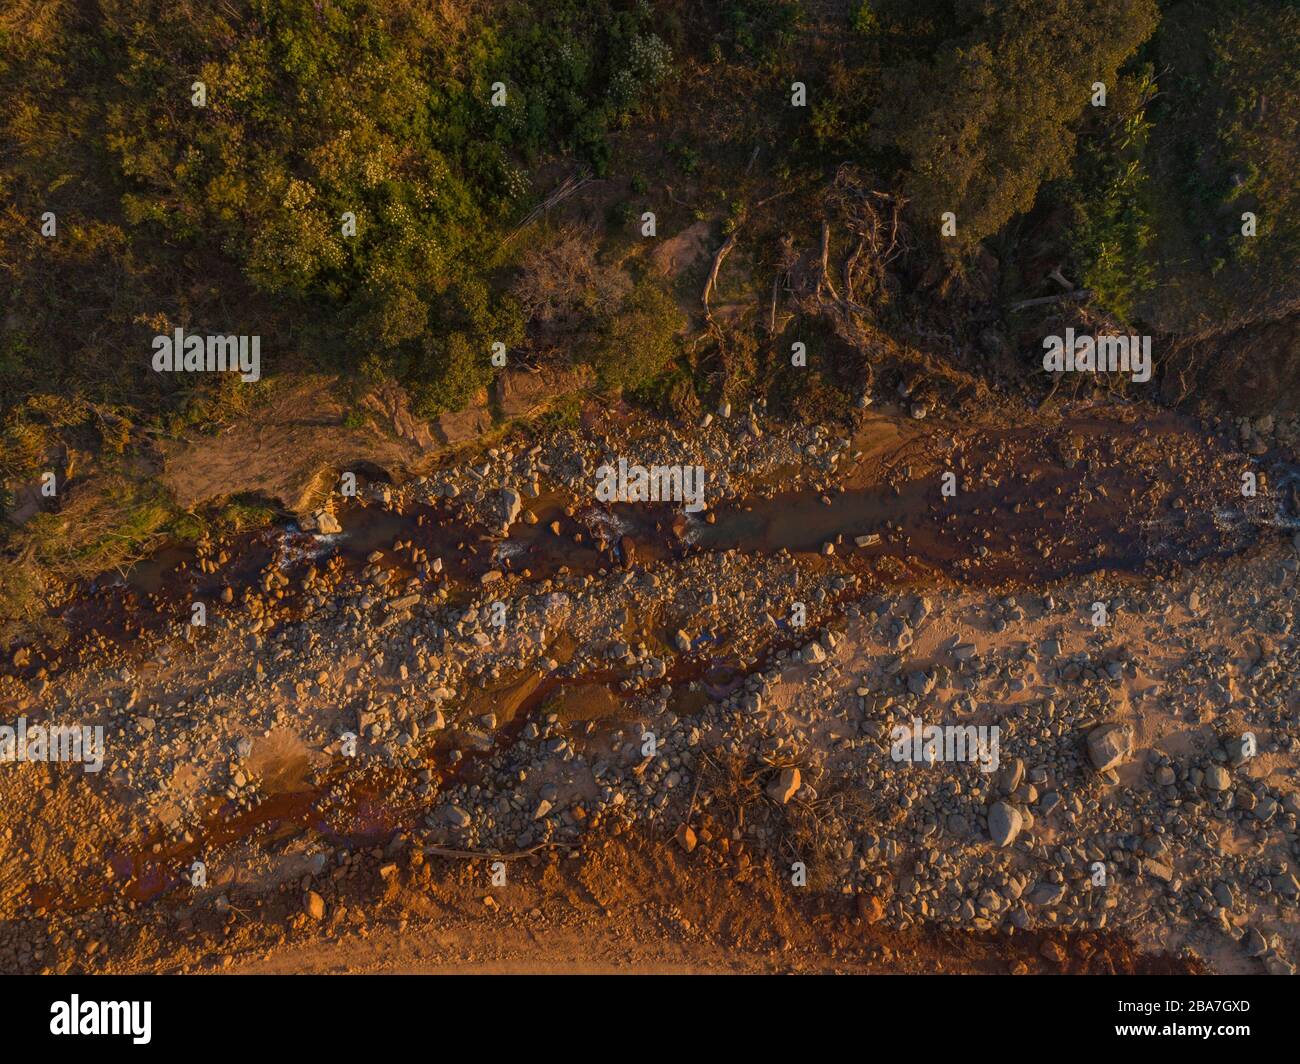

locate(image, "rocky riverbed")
(2, 397), (1299, 974)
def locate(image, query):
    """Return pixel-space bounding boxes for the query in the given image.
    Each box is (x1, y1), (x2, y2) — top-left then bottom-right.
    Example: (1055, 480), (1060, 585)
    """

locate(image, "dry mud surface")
(3, 398), (1299, 975)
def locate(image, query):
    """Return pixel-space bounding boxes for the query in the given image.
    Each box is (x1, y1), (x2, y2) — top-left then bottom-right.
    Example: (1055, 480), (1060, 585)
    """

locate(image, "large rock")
(499, 488), (523, 527)
(907, 670), (935, 697)
(988, 801), (1023, 847)
(1142, 859), (1174, 884)
(158, 376), (436, 516)
(314, 510), (342, 535)
(997, 756), (1025, 795)
(359, 378), (436, 449)
(1086, 722), (1134, 773)
(1026, 881), (1064, 906)
(767, 767), (801, 804)
(1205, 764), (1231, 791)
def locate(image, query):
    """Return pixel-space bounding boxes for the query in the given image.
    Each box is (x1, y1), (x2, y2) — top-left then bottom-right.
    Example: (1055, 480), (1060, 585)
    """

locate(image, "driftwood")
(1006, 289), (1093, 314)
(417, 839), (569, 862)
(818, 221), (840, 302)
(702, 231), (739, 331)
(1047, 266), (1075, 291)
(828, 168), (906, 306)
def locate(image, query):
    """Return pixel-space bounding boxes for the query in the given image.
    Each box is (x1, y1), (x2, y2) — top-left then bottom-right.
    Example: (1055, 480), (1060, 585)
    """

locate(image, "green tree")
(871, 0), (1159, 252)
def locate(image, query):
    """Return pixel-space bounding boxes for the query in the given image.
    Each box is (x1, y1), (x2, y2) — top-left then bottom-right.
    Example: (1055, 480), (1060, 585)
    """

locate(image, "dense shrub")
(868, 0), (1159, 253)
(0, 0), (674, 423)
(1138, 0), (1300, 333)
(590, 279), (685, 393)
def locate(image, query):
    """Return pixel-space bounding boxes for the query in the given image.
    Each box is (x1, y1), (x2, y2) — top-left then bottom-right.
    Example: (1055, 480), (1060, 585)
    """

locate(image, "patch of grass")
(164, 495), (280, 544)
(535, 393), (583, 431)
(25, 475), (174, 579)
(626, 360), (700, 420)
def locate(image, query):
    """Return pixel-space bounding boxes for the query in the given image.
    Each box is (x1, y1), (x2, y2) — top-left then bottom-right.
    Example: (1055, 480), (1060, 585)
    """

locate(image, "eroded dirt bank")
(2, 399), (1299, 975)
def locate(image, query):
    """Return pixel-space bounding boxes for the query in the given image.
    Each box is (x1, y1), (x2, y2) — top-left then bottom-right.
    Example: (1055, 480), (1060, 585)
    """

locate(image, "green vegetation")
(865, 0), (1160, 254)
(1060, 70), (1158, 324)
(851, 2), (879, 38)
(0, 0), (679, 635)
(1139, 0), (1300, 331)
(591, 278), (684, 393)
(0, 0), (673, 420)
(719, 0), (803, 64)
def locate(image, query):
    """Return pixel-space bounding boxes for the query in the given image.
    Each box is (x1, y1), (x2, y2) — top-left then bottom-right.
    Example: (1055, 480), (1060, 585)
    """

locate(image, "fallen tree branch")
(499, 171), (593, 249)
(818, 221), (840, 302)
(417, 839), (570, 862)
(703, 231), (739, 331)
(1006, 289), (1093, 313)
